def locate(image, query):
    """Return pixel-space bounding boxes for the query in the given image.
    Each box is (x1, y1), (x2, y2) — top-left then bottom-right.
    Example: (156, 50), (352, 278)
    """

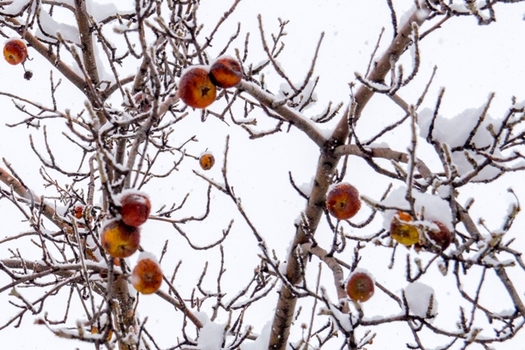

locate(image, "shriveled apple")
(209, 56), (242, 88)
(425, 221), (452, 251)
(199, 152), (215, 171)
(131, 253), (163, 295)
(100, 220), (140, 258)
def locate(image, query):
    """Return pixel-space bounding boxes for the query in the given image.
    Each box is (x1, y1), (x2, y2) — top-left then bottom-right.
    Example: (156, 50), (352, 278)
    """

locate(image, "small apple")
(73, 204), (85, 219)
(131, 254), (163, 295)
(24, 70), (33, 80)
(100, 220), (140, 258)
(425, 221), (452, 251)
(199, 152), (215, 171)
(119, 191), (151, 227)
(346, 271), (375, 302)
(209, 56), (242, 88)
(390, 212), (420, 247)
(178, 67), (216, 109)
(91, 326), (113, 341)
(326, 183), (361, 220)
(3, 38), (27, 65)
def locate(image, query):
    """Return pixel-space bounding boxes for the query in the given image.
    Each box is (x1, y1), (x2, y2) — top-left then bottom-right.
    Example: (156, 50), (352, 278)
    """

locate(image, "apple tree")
(0, 0), (524, 349)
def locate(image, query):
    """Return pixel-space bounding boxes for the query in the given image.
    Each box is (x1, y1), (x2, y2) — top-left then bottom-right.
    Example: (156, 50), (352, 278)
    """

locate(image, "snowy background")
(1, 0), (525, 349)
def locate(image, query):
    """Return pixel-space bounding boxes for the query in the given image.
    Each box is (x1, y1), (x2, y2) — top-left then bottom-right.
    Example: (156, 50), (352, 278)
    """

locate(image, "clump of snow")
(418, 106), (500, 149)
(416, 8), (430, 21)
(197, 319), (226, 350)
(2, 0), (31, 15)
(418, 105), (504, 181)
(296, 177), (314, 198)
(180, 64), (211, 78)
(345, 267), (375, 287)
(113, 189), (150, 206)
(276, 79), (318, 112)
(240, 322), (272, 350)
(512, 99), (525, 110)
(404, 282), (437, 318)
(136, 251), (159, 263)
(398, 6), (415, 26)
(380, 186), (452, 231)
(325, 301), (353, 332)
(93, 40), (115, 84)
(208, 55), (239, 69)
(87, 0), (118, 22)
(318, 288), (355, 332)
(278, 259), (288, 276)
(36, 9), (80, 44)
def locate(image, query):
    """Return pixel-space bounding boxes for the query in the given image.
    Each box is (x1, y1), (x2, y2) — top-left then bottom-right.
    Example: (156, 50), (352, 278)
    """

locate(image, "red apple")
(3, 39), (27, 65)
(346, 271), (375, 302)
(199, 152), (215, 171)
(178, 67), (216, 109)
(390, 211), (420, 247)
(131, 254), (163, 295)
(326, 183), (361, 220)
(425, 221), (452, 251)
(119, 191), (151, 227)
(100, 220), (140, 258)
(209, 56), (242, 88)
(73, 204), (85, 219)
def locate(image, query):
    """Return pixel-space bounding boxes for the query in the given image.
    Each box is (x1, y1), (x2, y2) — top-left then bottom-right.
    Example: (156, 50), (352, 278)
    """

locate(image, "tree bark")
(268, 6), (429, 350)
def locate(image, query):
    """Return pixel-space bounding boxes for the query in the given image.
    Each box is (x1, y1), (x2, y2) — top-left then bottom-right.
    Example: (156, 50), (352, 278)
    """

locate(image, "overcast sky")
(1, 0), (525, 349)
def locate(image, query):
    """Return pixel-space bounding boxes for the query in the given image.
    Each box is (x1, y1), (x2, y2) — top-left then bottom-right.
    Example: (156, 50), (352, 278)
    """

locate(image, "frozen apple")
(346, 271), (375, 302)
(199, 152), (215, 171)
(131, 254), (163, 294)
(119, 191), (151, 227)
(73, 204), (85, 219)
(425, 221), (452, 251)
(3, 38), (27, 65)
(209, 56), (242, 88)
(100, 220), (140, 258)
(178, 67), (216, 109)
(390, 212), (420, 247)
(326, 183), (361, 220)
